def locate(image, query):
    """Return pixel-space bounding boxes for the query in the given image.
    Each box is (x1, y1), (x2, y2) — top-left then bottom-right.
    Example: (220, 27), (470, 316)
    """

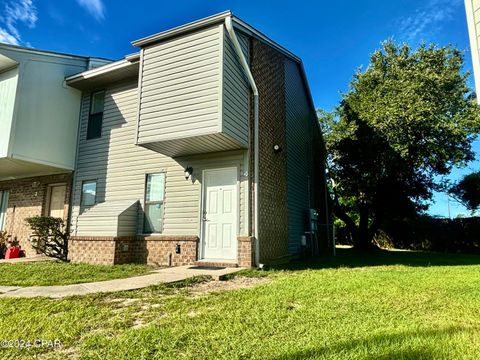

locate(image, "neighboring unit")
(465, 0), (480, 103)
(65, 11), (331, 267)
(0, 44), (108, 255)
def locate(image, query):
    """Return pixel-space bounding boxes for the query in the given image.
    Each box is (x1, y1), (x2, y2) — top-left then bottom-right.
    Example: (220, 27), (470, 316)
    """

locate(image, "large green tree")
(320, 41), (480, 249)
(449, 171), (480, 213)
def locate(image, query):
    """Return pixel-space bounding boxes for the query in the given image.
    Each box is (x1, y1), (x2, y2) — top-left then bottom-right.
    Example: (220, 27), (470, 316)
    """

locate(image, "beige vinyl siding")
(284, 59), (315, 255)
(0, 67), (18, 158)
(222, 28), (250, 146)
(137, 25), (223, 144)
(75, 201), (138, 236)
(71, 80), (248, 237)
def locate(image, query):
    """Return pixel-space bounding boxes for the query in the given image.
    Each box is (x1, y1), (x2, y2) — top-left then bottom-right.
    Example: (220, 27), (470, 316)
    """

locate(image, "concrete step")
(194, 260), (239, 269)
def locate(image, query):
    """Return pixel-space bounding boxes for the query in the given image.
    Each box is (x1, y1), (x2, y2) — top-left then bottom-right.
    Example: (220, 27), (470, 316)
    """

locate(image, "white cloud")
(397, 0), (462, 42)
(0, 28), (19, 45)
(0, 0), (38, 45)
(76, 0), (105, 21)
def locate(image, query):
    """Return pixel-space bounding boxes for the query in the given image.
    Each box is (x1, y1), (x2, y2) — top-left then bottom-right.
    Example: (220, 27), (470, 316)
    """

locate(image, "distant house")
(0, 11), (331, 267)
(465, 0), (480, 102)
(0, 44), (108, 255)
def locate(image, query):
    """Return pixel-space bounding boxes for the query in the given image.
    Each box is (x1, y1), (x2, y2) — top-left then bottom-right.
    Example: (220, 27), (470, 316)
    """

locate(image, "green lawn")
(1, 249), (480, 359)
(0, 261), (153, 286)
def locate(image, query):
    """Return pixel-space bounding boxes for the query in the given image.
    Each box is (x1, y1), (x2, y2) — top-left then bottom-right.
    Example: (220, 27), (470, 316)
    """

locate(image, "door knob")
(202, 210), (209, 222)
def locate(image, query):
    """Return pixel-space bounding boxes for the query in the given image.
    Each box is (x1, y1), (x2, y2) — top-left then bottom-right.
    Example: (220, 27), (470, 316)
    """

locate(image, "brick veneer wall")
(237, 236), (254, 267)
(250, 39), (290, 263)
(0, 173), (72, 257)
(134, 236), (198, 266)
(69, 235), (199, 266)
(69, 235), (255, 267)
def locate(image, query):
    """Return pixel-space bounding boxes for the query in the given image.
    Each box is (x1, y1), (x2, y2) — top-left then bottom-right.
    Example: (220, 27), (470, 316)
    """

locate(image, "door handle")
(202, 210), (210, 222)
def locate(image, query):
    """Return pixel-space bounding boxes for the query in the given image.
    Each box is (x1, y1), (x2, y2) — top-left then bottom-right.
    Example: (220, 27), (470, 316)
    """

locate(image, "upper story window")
(87, 91), (105, 140)
(81, 181), (97, 206)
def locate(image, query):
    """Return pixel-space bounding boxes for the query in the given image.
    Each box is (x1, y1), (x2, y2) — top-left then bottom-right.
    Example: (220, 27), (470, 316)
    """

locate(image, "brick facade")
(0, 173), (72, 257)
(69, 235), (255, 267)
(69, 235), (199, 266)
(250, 39), (290, 263)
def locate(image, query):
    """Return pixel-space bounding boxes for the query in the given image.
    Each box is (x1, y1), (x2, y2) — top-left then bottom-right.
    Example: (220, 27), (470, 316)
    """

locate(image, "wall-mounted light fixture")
(184, 166), (193, 180)
(273, 144), (282, 153)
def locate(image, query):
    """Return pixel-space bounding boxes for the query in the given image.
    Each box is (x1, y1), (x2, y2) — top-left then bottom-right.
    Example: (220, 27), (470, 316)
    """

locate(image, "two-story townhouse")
(65, 11), (331, 267)
(0, 44), (108, 255)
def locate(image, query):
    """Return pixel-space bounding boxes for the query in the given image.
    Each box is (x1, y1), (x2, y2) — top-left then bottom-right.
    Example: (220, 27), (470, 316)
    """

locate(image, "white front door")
(202, 167), (238, 260)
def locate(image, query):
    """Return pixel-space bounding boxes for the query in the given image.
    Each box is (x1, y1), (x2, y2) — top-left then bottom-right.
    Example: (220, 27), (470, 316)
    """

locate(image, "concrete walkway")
(0, 265), (244, 299)
(0, 255), (55, 264)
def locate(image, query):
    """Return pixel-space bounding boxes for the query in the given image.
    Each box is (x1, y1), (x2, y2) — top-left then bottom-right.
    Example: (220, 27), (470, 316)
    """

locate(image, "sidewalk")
(0, 255), (55, 264)
(0, 265), (244, 298)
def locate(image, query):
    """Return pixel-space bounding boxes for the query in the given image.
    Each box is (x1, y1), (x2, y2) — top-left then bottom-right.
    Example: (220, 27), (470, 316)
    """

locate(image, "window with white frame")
(87, 90), (105, 140)
(81, 181), (97, 206)
(144, 173), (165, 233)
(0, 191), (9, 231)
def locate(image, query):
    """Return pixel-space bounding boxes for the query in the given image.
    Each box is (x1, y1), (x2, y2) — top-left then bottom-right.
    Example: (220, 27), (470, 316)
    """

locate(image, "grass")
(0, 261), (153, 286)
(1, 249), (480, 359)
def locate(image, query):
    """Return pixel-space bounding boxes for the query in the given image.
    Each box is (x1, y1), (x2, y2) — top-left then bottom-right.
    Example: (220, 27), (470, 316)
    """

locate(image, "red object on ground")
(5, 246), (20, 259)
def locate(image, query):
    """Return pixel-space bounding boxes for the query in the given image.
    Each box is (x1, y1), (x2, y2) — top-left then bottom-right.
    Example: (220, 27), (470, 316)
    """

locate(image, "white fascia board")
(131, 11), (232, 47)
(65, 57), (137, 84)
(0, 43), (90, 61)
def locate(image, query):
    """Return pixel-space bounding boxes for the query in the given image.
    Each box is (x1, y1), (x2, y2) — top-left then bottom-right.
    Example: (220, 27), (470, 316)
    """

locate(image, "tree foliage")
(25, 216), (69, 261)
(449, 171), (480, 213)
(320, 41), (480, 249)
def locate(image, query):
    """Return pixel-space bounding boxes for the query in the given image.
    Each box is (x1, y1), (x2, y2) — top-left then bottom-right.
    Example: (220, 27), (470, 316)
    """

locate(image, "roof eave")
(130, 11), (302, 65)
(65, 54), (139, 85)
(131, 10), (232, 47)
(0, 42), (99, 61)
(231, 17), (301, 63)
(0, 53), (19, 72)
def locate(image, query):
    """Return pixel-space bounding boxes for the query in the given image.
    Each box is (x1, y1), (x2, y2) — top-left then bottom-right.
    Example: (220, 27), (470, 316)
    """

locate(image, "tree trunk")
(352, 203), (376, 250)
(352, 227), (376, 250)
(331, 194), (378, 251)
(334, 201), (378, 251)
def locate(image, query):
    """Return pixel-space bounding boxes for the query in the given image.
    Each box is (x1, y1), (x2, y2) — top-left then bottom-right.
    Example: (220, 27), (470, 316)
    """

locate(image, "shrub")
(380, 215), (480, 254)
(0, 231), (9, 259)
(25, 216), (68, 261)
(334, 215), (480, 254)
(373, 230), (395, 249)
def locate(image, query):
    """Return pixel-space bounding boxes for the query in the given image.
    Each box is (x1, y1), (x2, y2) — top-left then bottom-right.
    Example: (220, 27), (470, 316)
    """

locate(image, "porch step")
(194, 260), (239, 268)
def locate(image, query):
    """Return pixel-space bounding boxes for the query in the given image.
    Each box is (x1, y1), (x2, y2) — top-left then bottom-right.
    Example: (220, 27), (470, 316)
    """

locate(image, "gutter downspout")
(67, 71), (87, 238)
(225, 16), (260, 266)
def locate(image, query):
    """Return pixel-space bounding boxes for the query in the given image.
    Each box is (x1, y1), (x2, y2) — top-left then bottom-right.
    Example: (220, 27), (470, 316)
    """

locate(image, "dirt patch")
(108, 298), (141, 306)
(187, 276), (271, 296)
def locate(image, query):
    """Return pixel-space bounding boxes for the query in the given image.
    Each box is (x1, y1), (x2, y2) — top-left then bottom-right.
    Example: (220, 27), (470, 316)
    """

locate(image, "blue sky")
(0, 0), (477, 217)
